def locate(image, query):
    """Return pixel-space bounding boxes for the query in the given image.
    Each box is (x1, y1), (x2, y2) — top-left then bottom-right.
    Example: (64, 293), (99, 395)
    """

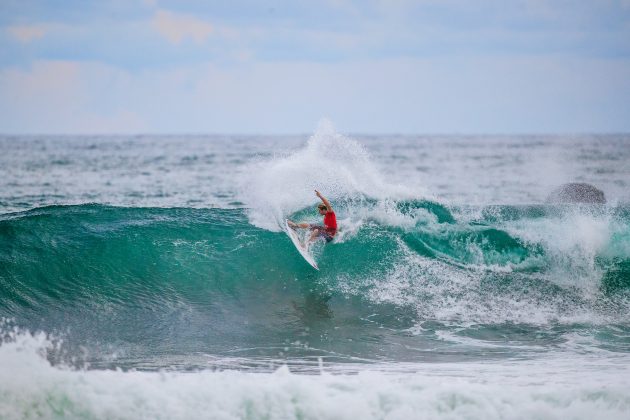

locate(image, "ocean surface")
(1, 124), (629, 419)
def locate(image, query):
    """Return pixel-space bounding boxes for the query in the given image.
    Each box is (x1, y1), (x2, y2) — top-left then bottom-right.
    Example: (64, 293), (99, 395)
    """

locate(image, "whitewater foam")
(501, 207), (616, 294)
(1, 329), (630, 420)
(330, 227), (630, 327)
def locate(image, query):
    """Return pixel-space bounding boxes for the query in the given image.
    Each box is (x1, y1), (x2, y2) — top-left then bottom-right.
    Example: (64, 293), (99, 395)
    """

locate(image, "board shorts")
(310, 225), (335, 243)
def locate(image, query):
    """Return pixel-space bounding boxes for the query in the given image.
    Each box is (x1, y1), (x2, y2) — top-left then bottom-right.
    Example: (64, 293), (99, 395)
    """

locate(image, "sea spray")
(241, 120), (421, 231)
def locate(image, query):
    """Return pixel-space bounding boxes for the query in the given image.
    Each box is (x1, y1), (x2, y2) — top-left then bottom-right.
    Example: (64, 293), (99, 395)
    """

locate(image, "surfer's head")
(317, 204), (327, 214)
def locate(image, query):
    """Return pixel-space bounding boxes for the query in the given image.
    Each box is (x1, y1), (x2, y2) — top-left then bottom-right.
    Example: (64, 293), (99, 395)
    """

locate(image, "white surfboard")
(285, 220), (319, 270)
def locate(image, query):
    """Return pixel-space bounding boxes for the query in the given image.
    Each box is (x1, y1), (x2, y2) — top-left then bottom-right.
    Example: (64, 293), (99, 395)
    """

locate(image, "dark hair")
(318, 204), (327, 210)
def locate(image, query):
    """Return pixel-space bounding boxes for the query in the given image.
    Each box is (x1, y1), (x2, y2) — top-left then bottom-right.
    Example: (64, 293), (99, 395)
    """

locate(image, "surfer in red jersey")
(288, 190), (337, 243)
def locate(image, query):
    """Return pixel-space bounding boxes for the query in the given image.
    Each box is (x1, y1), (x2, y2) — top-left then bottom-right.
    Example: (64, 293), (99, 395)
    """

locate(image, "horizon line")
(2, 131), (630, 137)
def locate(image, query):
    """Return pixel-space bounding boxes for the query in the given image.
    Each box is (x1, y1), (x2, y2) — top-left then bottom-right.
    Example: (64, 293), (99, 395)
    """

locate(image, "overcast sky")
(1, 0), (629, 134)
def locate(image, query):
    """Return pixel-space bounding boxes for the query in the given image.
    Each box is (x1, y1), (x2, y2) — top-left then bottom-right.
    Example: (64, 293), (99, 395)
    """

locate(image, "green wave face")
(1, 203), (629, 369)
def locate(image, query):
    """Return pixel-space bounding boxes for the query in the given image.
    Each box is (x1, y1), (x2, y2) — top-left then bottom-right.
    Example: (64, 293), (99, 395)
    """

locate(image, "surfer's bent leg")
(308, 225), (323, 243)
(308, 225), (334, 243)
(288, 220), (310, 229)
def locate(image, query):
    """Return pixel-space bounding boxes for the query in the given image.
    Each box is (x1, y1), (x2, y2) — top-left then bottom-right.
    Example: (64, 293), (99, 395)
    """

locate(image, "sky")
(1, 0), (629, 134)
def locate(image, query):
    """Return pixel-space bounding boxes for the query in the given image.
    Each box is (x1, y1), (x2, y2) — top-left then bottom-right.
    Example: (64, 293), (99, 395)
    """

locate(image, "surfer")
(288, 190), (337, 243)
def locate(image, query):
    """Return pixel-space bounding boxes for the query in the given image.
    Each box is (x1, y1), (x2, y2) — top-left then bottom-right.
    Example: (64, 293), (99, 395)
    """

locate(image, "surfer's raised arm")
(315, 190), (333, 212)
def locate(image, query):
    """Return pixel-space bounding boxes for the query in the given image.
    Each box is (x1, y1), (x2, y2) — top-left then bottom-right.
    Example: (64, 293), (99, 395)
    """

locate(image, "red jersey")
(324, 211), (337, 235)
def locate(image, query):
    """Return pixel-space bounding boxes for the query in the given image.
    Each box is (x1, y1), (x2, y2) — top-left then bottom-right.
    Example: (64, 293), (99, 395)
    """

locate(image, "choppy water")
(1, 124), (629, 419)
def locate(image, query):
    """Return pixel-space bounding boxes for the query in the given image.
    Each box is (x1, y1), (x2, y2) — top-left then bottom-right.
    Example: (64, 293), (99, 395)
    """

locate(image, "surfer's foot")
(287, 220), (297, 229)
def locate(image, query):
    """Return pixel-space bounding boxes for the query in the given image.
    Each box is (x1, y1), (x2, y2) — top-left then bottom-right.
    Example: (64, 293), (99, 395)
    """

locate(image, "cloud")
(6, 24), (48, 43)
(151, 10), (214, 44)
(0, 60), (148, 133)
(1, 55), (629, 134)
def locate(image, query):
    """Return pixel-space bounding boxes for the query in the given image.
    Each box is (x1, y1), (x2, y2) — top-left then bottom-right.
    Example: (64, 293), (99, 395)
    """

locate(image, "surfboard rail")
(285, 220), (319, 270)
